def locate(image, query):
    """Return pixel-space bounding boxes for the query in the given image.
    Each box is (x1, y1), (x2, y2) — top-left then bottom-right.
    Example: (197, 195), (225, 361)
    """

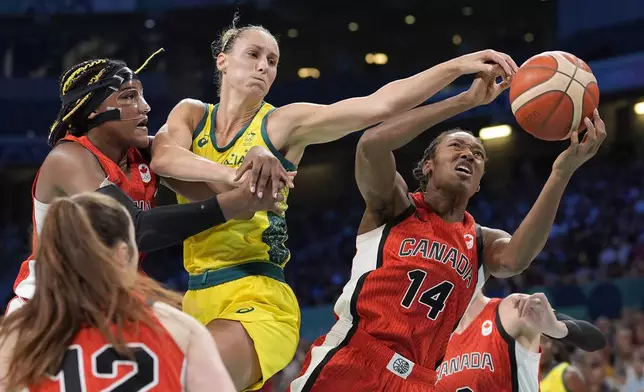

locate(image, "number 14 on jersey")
(400, 269), (454, 320)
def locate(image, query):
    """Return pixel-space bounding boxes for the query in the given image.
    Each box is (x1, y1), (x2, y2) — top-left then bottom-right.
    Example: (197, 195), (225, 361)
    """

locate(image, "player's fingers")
(484, 64), (505, 79)
(271, 166), (283, 199)
(593, 109), (607, 140)
(500, 52), (520, 73)
(235, 160), (252, 183)
(286, 171), (297, 188)
(256, 164), (270, 198)
(570, 130), (580, 147)
(584, 117), (598, 146)
(483, 50), (514, 77)
(278, 167), (295, 189)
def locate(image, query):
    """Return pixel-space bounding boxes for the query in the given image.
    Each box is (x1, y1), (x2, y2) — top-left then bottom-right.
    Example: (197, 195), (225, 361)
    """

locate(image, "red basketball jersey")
(318, 192), (485, 370)
(29, 311), (185, 391)
(12, 135), (157, 300)
(434, 298), (541, 392)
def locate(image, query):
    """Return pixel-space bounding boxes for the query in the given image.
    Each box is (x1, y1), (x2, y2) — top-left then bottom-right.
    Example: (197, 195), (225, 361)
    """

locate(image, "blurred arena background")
(1, 0), (644, 390)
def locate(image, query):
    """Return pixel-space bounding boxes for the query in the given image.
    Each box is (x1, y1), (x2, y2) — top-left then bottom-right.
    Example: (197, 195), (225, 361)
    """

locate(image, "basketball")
(509, 51), (600, 141)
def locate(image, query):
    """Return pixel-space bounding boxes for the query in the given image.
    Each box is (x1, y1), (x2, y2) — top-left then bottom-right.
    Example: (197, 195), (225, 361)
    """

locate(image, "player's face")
(423, 132), (486, 197)
(219, 29), (279, 99)
(581, 351), (605, 385)
(92, 79), (151, 149)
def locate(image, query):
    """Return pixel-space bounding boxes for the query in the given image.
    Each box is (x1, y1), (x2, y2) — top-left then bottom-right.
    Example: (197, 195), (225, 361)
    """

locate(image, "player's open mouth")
(455, 162), (472, 175)
(136, 118), (148, 130)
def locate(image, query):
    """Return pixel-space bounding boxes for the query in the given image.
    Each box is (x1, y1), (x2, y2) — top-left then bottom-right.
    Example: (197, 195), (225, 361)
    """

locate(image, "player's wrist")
(550, 167), (575, 182)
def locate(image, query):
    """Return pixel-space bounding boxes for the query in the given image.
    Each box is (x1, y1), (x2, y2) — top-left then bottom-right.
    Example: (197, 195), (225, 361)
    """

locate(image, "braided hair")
(412, 128), (484, 192)
(48, 59), (127, 147)
(211, 12), (277, 96)
(48, 49), (164, 148)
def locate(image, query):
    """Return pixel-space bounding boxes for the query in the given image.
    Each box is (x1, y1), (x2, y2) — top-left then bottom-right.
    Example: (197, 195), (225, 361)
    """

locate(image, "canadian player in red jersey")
(291, 68), (606, 391)
(435, 292), (605, 392)
(0, 192), (235, 391)
(7, 56), (292, 314)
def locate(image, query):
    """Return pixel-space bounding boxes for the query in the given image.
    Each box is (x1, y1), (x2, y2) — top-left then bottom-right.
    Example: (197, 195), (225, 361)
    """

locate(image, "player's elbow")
(363, 94), (398, 125)
(356, 124), (390, 154)
(149, 144), (175, 177)
(489, 254), (529, 278)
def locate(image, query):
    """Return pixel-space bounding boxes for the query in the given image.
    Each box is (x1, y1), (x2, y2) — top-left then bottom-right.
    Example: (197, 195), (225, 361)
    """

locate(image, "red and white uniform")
(291, 192), (486, 392)
(29, 310), (185, 391)
(7, 135), (157, 314)
(434, 298), (541, 392)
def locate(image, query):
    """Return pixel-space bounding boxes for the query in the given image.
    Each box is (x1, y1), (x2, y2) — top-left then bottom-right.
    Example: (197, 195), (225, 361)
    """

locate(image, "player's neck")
(217, 90), (262, 138)
(423, 187), (468, 223)
(87, 133), (128, 169)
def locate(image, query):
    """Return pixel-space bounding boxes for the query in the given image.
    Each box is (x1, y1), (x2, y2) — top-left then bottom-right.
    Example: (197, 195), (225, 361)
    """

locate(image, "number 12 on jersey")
(400, 269), (454, 320)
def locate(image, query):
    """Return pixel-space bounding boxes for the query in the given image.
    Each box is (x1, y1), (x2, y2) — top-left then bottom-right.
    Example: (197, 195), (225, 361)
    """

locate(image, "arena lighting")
(297, 68), (320, 79)
(634, 101), (644, 115)
(479, 125), (512, 140)
(373, 53), (388, 65)
(348, 22), (359, 32)
(287, 28), (298, 38)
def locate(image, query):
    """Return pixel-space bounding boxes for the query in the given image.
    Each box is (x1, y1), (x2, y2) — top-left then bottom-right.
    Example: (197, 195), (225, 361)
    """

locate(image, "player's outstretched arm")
(272, 50), (517, 149)
(97, 174), (286, 252)
(482, 110), (607, 278)
(498, 293), (607, 352)
(356, 70), (509, 216)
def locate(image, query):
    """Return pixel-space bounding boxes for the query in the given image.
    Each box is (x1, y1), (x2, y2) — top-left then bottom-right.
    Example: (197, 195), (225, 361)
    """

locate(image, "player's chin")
(130, 128), (150, 148)
(246, 83), (268, 98)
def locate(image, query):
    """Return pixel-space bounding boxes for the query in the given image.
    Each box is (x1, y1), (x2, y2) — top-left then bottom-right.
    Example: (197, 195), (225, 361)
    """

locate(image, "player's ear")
(422, 159), (433, 178)
(112, 241), (130, 266)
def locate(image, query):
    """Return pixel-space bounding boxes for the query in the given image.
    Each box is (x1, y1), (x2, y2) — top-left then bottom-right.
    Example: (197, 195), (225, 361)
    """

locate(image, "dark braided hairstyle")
(48, 59), (127, 147)
(48, 49), (164, 148)
(210, 12), (277, 96)
(412, 128), (485, 192)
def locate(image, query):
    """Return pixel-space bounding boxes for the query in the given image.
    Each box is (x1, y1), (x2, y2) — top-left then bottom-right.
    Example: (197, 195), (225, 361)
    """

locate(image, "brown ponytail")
(0, 193), (181, 390)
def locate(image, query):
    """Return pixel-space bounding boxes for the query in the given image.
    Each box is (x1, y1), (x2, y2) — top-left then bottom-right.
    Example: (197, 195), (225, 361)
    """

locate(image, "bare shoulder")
(43, 142), (98, 168)
(170, 98), (208, 127)
(36, 142), (104, 201)
(174, 98), (207, 112)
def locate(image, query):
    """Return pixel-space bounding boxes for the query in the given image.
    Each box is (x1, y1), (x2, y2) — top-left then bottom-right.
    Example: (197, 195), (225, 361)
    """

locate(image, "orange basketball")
(509, 51), (600, 141)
